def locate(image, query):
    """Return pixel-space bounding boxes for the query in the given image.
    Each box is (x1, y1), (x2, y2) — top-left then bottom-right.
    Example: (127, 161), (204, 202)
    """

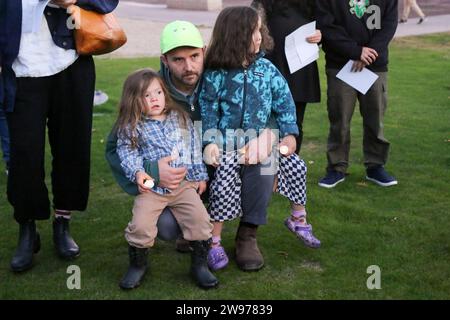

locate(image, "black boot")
(119, 245), (149, 290)
(10, 220), (41, 272)
(53, 217), (80, 260)
(190, 240), (219, 289)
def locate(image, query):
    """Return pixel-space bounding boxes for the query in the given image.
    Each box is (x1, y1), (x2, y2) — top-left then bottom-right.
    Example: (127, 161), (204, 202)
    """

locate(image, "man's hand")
(360, 47), (378, 65)
(136, 171), (153, 194)
(50, 0), (77, 9)
(306, 30), (322, 44)
(158, 156), (187, 190)
(197, 181), (207, 195)
(279, 135), (297, 157)
(351, 60), (366, 72)
(203, 144), (220, 167)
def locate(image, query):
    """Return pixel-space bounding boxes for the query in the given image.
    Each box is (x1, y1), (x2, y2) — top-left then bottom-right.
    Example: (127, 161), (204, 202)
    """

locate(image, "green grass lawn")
(0, 33), (449, 300)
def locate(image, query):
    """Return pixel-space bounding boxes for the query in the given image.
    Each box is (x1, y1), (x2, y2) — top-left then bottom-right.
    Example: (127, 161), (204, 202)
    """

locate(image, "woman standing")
(251, 0), (321, 153)
(0, 0), (118, 272)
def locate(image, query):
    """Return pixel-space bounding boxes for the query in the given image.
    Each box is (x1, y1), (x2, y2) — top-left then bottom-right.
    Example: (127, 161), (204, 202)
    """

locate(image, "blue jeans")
(0, 108), (10, 166)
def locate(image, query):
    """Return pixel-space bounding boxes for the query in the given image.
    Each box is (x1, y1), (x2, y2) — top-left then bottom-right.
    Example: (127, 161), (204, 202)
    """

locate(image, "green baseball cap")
(160, 20), (204, 54)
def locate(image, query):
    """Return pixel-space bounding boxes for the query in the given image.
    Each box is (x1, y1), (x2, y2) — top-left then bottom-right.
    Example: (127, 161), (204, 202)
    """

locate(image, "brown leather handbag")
(67, 5), (127, 56)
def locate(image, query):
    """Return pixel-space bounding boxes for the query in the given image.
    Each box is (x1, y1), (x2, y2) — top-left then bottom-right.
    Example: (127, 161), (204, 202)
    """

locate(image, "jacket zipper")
(240, 68), (248, 128)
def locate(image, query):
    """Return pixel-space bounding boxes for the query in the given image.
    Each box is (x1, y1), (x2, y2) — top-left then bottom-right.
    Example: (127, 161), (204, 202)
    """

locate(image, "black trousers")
(6, 56), (95, 223)
(295, 101), (307, 154)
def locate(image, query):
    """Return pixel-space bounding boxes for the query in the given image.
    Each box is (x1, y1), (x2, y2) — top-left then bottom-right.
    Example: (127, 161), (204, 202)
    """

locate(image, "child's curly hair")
(205, 6), (274, 70)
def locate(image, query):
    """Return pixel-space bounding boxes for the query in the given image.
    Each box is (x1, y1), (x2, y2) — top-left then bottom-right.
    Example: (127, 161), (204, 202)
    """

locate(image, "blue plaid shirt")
(117, 111), (208, 195)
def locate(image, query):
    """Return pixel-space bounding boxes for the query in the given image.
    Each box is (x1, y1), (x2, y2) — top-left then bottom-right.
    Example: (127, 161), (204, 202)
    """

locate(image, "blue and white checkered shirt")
(117, 111), (208, 195)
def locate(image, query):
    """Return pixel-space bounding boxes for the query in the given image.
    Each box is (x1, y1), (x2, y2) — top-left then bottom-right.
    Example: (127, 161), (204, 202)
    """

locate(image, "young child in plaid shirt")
(115, 69), (218, 290)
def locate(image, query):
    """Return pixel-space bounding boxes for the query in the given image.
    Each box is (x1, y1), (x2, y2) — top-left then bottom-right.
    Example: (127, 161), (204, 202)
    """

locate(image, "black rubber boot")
(10, 220), (41, 272)
(53, 217), (80, 260)
(190, 240), (219, 289)
(119, 245), (149, 290)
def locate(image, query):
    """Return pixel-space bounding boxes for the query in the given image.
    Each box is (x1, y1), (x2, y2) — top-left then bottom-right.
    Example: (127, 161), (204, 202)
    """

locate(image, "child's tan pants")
(125, 181), (212, 248)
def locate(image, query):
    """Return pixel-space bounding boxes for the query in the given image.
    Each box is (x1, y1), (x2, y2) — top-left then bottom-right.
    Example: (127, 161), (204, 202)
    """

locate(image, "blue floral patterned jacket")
(200, 53), (299, 150)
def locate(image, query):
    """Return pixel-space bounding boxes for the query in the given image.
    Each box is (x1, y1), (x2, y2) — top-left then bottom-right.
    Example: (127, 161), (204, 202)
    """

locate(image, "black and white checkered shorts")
(276, 153), (307, 206)
(208, 152), (307, 222)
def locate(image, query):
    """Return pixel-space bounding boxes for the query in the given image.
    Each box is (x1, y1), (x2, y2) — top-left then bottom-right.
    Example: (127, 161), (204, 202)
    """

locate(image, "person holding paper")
(0, 0), (119, 273)
(316, 0), (399, 188)
(252, 0), (321, 153)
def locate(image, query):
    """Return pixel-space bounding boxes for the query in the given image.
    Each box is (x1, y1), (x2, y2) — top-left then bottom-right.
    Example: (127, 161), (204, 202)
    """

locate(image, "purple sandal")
(207, 246), (229, 271)
(285, 218), (321, 248)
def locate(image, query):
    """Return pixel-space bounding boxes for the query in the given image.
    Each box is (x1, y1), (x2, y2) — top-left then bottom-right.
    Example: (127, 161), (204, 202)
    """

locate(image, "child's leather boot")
(235, 224), (264, 271)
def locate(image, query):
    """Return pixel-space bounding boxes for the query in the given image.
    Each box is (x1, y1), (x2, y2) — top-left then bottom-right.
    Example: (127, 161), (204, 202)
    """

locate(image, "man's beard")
(181, 72), (199, 85)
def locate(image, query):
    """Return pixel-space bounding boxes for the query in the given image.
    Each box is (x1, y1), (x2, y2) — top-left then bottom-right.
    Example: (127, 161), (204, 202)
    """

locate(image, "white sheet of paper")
(294, 21), (318, 62)
(285, 21), (319, 74)
(336, 60), (379, 95)
(285, 35), (302, 74)
(300, 50), (319, 70)
(22, 0), (51, 33)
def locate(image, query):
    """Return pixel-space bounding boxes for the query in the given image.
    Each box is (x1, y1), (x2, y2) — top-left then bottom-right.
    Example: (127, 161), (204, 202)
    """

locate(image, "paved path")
(107, 1), (450, 58)
(115, 2), (218, 25)
(395, 14), (450, 37)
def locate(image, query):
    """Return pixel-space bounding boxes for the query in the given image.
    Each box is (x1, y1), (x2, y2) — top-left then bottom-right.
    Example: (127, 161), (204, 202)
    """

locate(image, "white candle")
(144, 179), (154, 189)
(280, 145), (289, 155)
